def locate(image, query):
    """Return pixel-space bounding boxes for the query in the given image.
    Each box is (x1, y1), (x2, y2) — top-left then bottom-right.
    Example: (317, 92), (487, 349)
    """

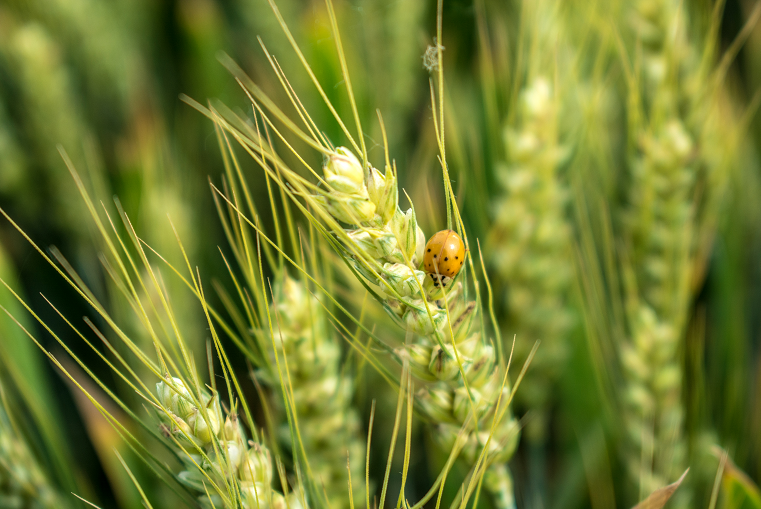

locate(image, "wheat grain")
(156, 376), (303, 509)
(315, 147), (521, 509)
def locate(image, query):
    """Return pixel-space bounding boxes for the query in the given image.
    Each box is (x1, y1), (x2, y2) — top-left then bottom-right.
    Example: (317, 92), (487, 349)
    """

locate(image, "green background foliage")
(0, 0), (759, 508)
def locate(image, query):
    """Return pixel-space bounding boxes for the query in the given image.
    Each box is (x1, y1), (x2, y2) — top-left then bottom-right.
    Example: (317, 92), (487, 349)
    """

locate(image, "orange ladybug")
(423, 229), (465, 288)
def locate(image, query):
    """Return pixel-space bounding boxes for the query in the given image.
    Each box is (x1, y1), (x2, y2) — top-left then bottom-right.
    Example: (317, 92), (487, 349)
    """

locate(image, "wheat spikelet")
(156, 376), (304, 509)
(261, 275), (366, 509)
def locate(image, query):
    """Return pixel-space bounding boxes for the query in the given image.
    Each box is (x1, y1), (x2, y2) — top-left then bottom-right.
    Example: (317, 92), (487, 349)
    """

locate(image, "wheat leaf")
(632, 469), (690, 509)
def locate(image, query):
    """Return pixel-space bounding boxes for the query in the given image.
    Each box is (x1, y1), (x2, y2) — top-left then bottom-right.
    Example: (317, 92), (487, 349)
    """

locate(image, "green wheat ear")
(488, 0), (576, 447)
(568, 0), (752, 506)
(264, 275), (367, 509)
(618, 0), (743, 504)
(184, 0), (546, 507)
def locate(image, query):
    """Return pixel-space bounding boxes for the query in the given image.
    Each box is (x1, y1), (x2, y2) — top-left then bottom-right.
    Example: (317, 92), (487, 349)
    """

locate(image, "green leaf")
(721, 455), (761, 509)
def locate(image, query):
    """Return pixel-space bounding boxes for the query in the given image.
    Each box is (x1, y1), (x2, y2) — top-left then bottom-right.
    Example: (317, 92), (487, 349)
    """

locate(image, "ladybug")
(423, 229), (465, 288)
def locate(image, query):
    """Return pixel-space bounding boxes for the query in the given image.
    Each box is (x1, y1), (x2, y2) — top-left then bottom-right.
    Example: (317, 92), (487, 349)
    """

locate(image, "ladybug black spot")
(434, 282), (439, 287)
(460, 261), (463, 266)
(455, 256), (458, 259)
(427, 248), (431, 252)
(433, 254), (437, 258)
(442, 283), (447, 288)
(444, 257), (448, 261)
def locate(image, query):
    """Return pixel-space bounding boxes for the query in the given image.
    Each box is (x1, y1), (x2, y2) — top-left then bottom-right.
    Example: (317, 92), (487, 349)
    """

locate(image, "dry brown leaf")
(632, 469), (690, 509)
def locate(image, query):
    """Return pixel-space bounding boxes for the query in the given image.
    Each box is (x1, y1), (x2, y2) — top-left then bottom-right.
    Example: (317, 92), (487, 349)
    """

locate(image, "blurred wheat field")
(0, 0), (760, 508)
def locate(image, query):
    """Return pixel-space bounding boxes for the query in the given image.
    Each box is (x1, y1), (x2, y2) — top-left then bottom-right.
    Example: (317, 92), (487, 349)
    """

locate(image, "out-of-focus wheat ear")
(485, 2), (579, 475)
(0, 243), (77, 494)
(616, 1), (746, 503)
(1, 20), (90, 238)
(0, 380), (69, 509)
(0, 293), (192, 503)
(11, 0), (138, 113)
(255, 271), (373, 509)
(0, 98), (28, 203)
